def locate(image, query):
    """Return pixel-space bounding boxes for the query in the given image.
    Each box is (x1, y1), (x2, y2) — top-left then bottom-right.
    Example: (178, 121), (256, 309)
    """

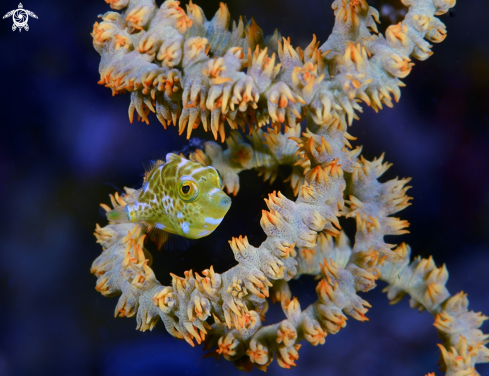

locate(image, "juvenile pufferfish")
(107, 153), (231, 243)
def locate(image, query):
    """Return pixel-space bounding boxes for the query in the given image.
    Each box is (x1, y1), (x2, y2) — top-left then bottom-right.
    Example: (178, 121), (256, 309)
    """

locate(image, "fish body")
(107, 153), (231, 241)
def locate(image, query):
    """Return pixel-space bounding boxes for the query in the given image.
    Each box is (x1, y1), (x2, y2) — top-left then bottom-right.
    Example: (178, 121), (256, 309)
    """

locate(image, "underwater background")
(1, 0), (489, 375)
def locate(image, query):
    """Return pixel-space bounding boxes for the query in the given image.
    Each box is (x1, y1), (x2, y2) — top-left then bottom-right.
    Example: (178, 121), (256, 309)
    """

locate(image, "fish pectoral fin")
(106, 205), (129, 223)
(146, 225), (170, 250)
(164, 233), (190, 252)
(146, 226), (189, 251)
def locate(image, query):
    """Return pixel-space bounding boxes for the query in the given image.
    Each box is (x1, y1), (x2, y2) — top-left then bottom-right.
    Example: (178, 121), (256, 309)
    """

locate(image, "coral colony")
(90, 0), (488, 374)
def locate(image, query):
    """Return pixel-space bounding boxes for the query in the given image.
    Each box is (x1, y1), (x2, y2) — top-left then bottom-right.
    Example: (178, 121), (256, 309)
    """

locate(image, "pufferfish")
(107, 153), (231, 248)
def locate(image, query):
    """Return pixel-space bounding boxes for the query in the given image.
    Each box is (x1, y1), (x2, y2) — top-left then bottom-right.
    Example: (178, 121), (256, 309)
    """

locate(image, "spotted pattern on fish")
(107, 153), (231, 241)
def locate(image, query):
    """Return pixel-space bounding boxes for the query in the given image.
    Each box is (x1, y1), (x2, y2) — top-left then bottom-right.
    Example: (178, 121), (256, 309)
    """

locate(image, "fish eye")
(216, 169), (223, 189)
(178, 180), (199, 202)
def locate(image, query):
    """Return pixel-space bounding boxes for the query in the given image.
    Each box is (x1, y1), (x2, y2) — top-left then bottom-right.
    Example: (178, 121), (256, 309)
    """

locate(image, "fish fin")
(145, 224), (189, 251)
(123, 187), (142, 203)
(143, 149), (171, 178)
(142, 152), (182, 181)
(146, 224), (170, 250)
(144, 158), (166, 177)
(163, 233), (190, 251)
(106, 205), (130, 223)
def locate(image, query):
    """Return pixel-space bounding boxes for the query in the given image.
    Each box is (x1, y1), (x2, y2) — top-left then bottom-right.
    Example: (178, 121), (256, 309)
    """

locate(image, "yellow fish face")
(170, 155), (231, 238)
(129, 153), (231, 239)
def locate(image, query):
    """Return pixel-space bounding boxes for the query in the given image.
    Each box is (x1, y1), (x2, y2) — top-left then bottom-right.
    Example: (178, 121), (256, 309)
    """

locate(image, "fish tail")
(106, 205), (130, 223)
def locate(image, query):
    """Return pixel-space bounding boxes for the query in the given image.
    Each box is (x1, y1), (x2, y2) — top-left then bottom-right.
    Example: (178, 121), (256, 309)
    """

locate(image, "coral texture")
(90, 0), (489, 374)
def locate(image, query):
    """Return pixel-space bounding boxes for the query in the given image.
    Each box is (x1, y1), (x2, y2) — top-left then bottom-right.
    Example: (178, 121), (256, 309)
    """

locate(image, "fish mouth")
(219, 195), (231, 210)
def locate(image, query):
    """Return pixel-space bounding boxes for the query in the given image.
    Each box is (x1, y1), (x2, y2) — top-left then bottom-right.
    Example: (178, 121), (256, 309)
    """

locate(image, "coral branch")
(92, 0), (454, 140)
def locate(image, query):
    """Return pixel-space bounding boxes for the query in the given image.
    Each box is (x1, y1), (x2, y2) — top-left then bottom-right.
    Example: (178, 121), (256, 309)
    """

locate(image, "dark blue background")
(1, 0), (488, 375)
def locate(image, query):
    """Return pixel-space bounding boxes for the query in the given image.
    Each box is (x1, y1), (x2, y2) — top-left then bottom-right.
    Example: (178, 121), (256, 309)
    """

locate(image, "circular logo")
(12, 9), (28, 29)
